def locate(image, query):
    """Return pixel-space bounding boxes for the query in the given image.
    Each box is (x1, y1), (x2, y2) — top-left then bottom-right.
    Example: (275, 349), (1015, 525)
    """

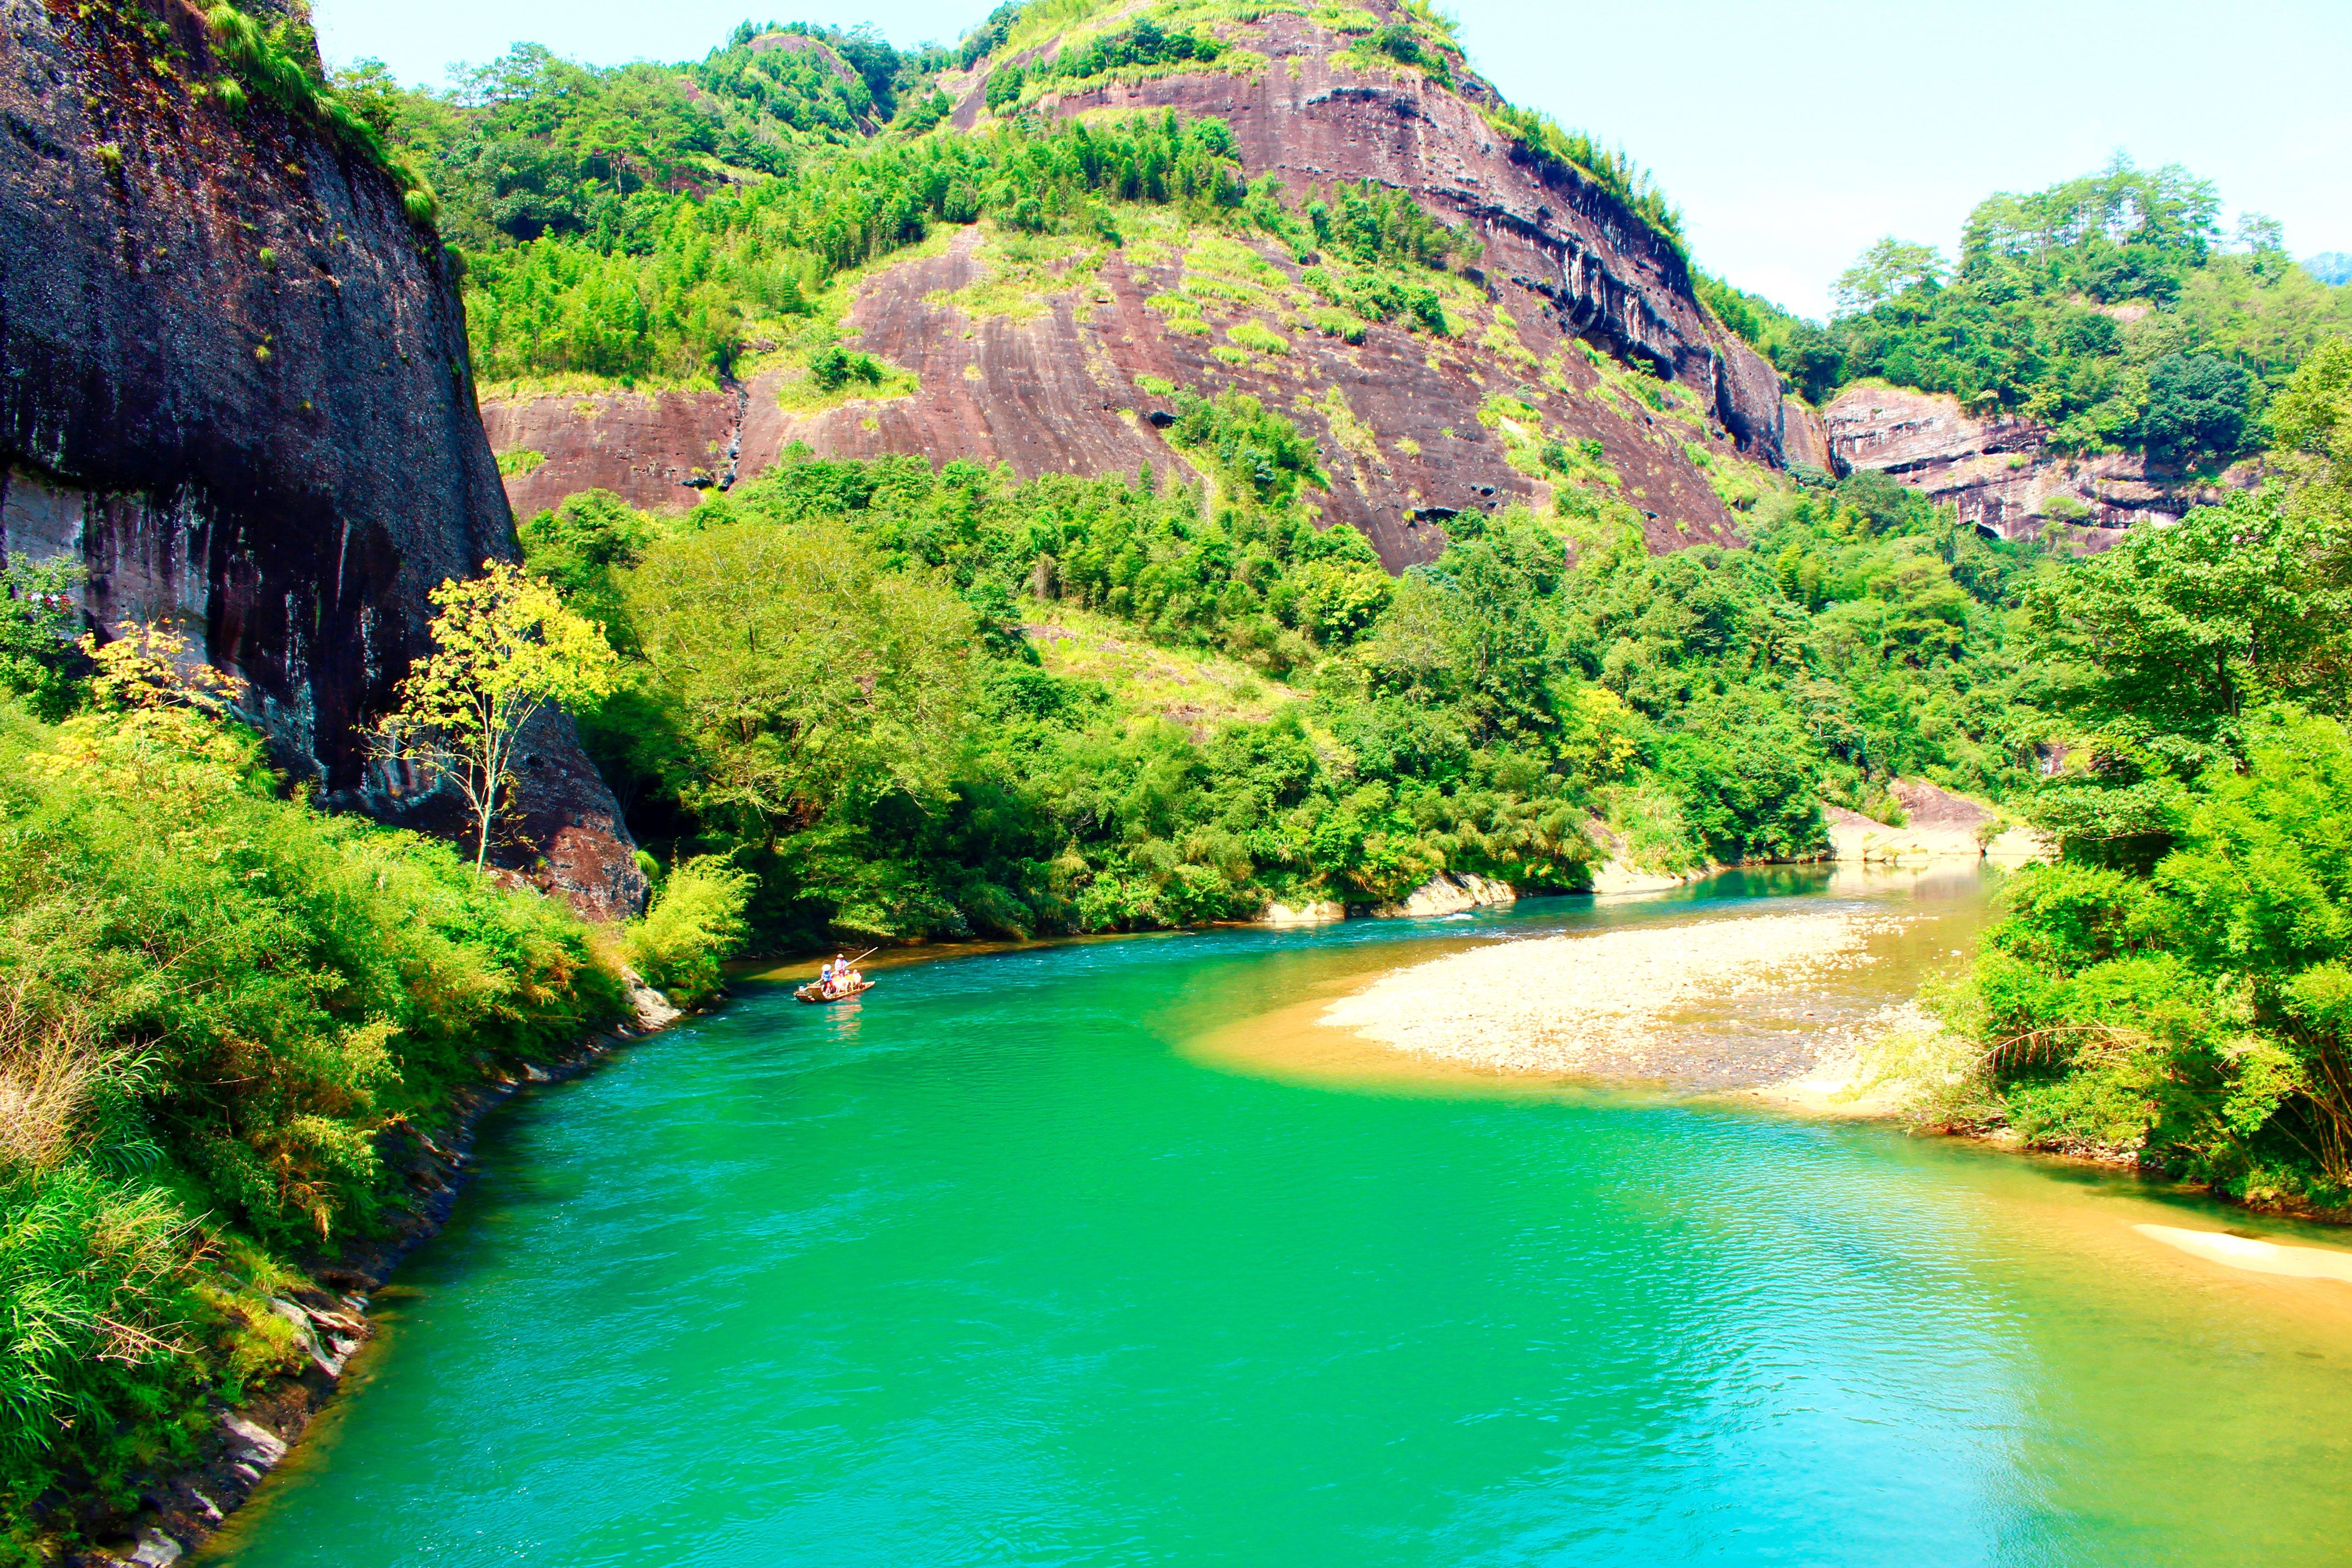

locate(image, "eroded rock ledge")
(0, 0), (642, 916)
(1825, 382), (2257, 543)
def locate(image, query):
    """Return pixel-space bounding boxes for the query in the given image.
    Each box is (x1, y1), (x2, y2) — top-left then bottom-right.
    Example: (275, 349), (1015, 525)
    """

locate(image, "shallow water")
(207, 868), (2352, 1567)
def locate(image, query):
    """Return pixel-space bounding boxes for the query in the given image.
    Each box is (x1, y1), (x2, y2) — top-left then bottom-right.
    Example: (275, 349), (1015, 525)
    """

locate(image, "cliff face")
(486, 1), (1790, 568)
(0, 0), (642, 916)
(1823, 382), (2257, 544)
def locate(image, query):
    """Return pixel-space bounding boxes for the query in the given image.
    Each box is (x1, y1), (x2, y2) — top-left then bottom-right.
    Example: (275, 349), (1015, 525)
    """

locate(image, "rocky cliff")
(1823, 382), (2256, 544)
(0, 0), (642, 916)
(485, 0), (1793, 568)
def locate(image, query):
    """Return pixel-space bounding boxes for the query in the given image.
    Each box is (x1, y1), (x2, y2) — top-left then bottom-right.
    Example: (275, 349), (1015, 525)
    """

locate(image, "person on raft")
(818, 955), (863, 998)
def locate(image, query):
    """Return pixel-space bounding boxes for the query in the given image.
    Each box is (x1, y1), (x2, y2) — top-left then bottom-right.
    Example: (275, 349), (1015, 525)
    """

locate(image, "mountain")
(0, 0), (642, 915)
(386, 0), (1801, 568)
(1706, 164), (2352, 539)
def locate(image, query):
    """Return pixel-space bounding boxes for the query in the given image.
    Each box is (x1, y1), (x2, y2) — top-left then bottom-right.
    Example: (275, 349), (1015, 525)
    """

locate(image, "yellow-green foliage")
(1597, 783), (1707, 875)
(0, 677), (646, 1541)
(497, 448), (547, 477)
(1148, 291), (1214, 335)
(1227, 318), (1290, 356)
(1317, 386), (1380, 464)
(1024, 603), (1308, 730)
(930, 227), (1104, 322)
(776, 347), (920, 412)
(625, 857), (755, 1006)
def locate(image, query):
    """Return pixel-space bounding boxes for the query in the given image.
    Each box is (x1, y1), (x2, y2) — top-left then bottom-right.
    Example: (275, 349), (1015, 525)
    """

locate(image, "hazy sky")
(313, 0), (2352, 318)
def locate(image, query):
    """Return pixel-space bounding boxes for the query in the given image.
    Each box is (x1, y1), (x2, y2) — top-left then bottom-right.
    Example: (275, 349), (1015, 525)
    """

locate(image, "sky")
(312, 0), (2352, 319)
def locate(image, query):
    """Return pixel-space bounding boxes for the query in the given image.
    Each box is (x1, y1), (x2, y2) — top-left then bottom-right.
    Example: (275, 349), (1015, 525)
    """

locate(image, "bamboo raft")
(796, 947), (878, 1005)
(794, 980), (874, 1005)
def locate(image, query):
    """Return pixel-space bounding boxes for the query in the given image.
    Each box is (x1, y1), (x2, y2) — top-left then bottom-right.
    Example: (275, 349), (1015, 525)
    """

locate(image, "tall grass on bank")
(0, 626), (753, 1549)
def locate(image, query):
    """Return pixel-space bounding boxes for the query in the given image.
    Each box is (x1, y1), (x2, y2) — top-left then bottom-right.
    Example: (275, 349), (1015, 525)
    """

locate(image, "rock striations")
(0, 0), (642, 916)
(486, 0), (1793, 568)
(1824, 381), (2258, 544)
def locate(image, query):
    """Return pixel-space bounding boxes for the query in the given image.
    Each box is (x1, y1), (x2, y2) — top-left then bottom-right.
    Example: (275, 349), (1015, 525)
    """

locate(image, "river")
(205, 869), (2352, 1566)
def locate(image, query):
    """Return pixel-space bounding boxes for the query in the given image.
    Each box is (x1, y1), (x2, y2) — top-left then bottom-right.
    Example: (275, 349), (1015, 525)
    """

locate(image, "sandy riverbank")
(1318, 911), (1912, 1086)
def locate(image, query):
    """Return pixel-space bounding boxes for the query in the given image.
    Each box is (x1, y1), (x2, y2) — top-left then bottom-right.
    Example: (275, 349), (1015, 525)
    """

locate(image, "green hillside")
(1703, 158), (2352, 467)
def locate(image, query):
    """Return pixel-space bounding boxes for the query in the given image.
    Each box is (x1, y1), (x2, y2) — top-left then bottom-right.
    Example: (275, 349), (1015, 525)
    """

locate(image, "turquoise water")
(209, 873), (2352, 1567)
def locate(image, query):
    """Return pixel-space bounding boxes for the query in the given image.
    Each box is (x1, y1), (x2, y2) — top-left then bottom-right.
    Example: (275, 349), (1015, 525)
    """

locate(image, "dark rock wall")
(0, 0), (642, 916)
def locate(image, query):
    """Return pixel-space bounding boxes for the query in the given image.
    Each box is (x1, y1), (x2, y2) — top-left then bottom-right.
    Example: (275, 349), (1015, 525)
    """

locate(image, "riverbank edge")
(63, 995), (691, 1568)
(1729, 1052), (2352, 1230)
(1298, 911), (2352, 1233)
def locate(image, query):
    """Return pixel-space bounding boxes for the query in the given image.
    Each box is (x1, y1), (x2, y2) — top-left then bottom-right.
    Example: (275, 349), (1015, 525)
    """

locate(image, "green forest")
(520, 392), (2030, 941)
(1701, 158), (2352, 467)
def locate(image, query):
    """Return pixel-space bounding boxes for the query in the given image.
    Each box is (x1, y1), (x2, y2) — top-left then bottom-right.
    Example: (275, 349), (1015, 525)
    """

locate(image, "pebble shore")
(1319, 912), (1905, 1083)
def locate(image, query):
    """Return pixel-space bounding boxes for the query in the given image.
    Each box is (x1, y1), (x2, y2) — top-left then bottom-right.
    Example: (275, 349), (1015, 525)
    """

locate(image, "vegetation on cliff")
(1706, 158), (2352, 467)
(1939, 344), (2352, 1206)
(451, 111), (1277, 387)
(354, 35), (1472, 394)
(197, 3), (442, 224)
(333, 0), (1681, 393)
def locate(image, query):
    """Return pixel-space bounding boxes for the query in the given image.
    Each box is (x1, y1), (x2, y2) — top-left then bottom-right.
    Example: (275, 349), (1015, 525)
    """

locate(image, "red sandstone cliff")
(485, 1), (1792, 568)
(0, 0), (643, 916)
(1823, 382), (2258, 544)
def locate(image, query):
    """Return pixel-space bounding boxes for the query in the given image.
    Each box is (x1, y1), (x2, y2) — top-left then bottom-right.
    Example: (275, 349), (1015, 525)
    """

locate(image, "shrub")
(625, 857), (755, 1007)
(808, 343), (886, 392)
(0, 684), (630, 1538)
(983, 64), (1025, 115)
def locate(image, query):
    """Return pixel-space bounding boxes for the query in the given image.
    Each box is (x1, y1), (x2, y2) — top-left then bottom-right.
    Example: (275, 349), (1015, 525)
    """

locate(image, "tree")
(2266, 336), (2352, 525)
(0, 559), (86, 721)
(616, 524), (978, 847)
(1833, 237), (1946, 316)
(373, 560), (618, 872)
(2142, 353), (2252, 466)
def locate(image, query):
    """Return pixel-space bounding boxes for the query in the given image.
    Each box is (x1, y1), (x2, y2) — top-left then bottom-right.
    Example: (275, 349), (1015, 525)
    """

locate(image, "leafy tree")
(808, 343), (885, 391)
(614, 524), (978, 852)
(2141, 353), (2252, 465)
(0, 559), (85, 721)
(1712, 157), (2349, 470)
(983, 64), (1024, 114)
(519, 488), (655, 641)
(1833, 237), (1947, 316)
(1946, 344), (2352, 1201)
(372, 561), (620, 871)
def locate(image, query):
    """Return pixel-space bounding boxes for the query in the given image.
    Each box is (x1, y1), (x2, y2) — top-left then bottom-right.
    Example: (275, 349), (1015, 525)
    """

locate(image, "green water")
(209, 872), (2352, 1567)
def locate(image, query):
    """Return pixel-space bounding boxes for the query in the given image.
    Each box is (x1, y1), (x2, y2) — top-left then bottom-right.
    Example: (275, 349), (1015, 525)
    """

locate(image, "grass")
(1316, 386), (1381, 464)
(1023, 601), (1306, 735)
(477, 371), (725, 401)
(1148, 293), (1215, 335)
(1228, 319), (1290, 356)
(929, 226), (1106, 322)
(775, 359), (920, 414)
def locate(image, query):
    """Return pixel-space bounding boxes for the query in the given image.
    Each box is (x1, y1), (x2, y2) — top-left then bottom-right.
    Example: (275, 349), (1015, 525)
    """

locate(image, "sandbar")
(1318, 911), (1904, 1086)
(2135, 1223), (2352, 1284)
